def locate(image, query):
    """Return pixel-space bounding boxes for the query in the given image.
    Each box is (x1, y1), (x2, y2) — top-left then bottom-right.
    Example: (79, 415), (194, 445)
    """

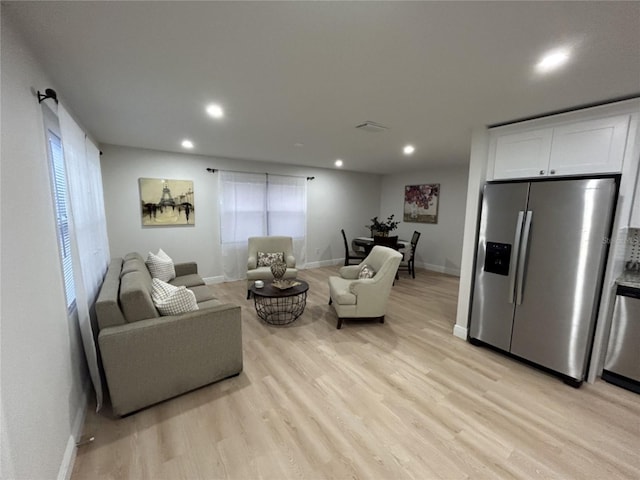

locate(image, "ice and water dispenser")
(484, 242), (512, 276)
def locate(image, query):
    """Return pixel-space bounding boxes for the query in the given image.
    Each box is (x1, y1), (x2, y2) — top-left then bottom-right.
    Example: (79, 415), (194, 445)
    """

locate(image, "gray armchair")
(328, 245), (402, 329)
(247, 236), (298, 297)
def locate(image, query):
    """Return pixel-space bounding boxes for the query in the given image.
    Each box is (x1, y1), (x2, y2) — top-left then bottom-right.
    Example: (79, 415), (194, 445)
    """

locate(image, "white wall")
(1, 14), (88, 480)
(379, 166), (469, 276)
(454, 127), (490, 339)
(100, 144), (382, 278)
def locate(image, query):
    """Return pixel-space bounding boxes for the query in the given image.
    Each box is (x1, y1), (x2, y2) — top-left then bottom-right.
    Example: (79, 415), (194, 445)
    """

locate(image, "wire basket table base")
(250, 280), (309, 326)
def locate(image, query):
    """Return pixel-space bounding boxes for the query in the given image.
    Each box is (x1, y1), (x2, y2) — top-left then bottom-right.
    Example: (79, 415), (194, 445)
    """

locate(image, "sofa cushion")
(246, 266), (298, 281)
(121, 257), (148, 278)
(196, 298), (224, 309)
(189, 285), (216, 303)
(120, 271), (159, 323)
(151, 278), (199, 316)
(328, 276), (357, 305)
(170, 274), (205, 288)
(146, 249), (176, 282)
(96, 258), (127, 329)
(123, 252), (145, 262)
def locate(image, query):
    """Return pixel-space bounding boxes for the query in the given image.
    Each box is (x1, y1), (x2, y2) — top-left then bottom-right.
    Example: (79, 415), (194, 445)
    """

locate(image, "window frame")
(42, 105), (76, 312)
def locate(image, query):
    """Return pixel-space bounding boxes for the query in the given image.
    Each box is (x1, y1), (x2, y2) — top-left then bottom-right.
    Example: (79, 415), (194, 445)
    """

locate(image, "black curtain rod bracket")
(206, 168), (217, 173)
(306, 177), (315, 181)
(37, 88), (58, 104)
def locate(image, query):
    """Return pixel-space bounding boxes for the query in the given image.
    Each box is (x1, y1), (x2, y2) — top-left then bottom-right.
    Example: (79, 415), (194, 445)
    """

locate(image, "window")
(44, 113), (75, 310)
(219, 171), (307, 280)
(267, 175), (306, 238)
(220, 172), (267, 244)
(220, 172), (306, 243)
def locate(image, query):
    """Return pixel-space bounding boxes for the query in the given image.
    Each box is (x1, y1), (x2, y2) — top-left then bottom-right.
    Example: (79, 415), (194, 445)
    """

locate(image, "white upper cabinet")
(490, 114), (630, 180)
(548, 115), (630, 176)
(491, 128), (553, 179)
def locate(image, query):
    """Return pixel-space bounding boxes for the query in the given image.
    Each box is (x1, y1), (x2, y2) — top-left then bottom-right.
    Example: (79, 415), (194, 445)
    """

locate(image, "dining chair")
(341, 229), (367, 266)
(398, 231), (421, 278)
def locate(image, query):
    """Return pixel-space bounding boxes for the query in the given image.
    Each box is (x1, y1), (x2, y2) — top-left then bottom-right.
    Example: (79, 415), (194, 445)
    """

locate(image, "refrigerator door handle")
(508, 211), (525, 304)
(516, 210), (533, 305)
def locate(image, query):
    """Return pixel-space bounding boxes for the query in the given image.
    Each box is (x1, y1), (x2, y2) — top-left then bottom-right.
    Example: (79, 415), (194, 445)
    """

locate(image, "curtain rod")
(206, 168), (314, 180)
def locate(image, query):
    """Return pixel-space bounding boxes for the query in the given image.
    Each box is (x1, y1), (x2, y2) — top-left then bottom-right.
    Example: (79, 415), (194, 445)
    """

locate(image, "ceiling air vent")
(355, 121), (389, 133)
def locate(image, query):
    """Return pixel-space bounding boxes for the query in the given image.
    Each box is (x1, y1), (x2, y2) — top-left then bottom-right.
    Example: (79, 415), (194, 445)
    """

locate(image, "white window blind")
(46, 125), (76, 310)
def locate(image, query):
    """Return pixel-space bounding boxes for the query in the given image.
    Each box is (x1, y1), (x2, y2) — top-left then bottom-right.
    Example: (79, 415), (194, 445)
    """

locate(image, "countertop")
(617, 271), (640, 290)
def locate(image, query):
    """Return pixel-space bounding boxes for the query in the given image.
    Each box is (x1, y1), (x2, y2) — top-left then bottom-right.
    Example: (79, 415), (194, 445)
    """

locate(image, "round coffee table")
(249, 280), (309, 325)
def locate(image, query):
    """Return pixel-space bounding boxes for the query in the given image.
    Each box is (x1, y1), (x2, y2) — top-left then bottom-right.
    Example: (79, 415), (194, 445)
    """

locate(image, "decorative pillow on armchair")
(358, 264), (376, 279)
(151, 278), (198, 316)
(146, 248), (176, 282)
(257, 251), (285, 267)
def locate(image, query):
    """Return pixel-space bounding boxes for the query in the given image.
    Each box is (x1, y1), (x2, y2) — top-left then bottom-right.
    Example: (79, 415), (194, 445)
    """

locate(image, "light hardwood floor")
(72, 266), (640, 479)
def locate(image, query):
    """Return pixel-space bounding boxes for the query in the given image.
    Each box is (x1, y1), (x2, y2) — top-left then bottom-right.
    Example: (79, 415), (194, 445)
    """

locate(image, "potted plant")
(367, 214), (400, 237)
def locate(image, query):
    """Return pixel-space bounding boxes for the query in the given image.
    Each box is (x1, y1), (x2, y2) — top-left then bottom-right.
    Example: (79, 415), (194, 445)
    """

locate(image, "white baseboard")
(57, 380), (90, 480)
(304, 259), (343, 269)
(417, 261), (461, 277)
(203, 275), (225, 284)
(453, 324), (468, 340)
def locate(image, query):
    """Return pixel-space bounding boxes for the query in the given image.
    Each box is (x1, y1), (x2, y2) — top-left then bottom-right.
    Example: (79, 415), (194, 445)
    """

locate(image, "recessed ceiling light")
(334, 159), (343, 168)
(181, 139), (194, 149)
(206, 103), (224, 118)
(403, 145), (415, 155)
(294, 143), (304, 148)
(536, 48), (570, 73)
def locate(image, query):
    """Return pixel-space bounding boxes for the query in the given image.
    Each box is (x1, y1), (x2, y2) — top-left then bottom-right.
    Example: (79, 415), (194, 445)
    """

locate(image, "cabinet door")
(548, 115), (630, 176)
(491, 128), (552, 180)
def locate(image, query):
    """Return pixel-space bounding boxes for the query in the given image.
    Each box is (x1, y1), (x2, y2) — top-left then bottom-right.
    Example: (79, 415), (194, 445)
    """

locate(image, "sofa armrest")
(285, 254), (296, 268)
(174, 261), (198, 277)
(99, 303), (242, 416)
(247, 255), (257, 270)
(339, 265), (361, 279)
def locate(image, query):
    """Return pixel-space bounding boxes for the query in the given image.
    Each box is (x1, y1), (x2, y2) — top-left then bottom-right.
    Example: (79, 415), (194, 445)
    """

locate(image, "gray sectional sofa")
(96, 252), (243, 416)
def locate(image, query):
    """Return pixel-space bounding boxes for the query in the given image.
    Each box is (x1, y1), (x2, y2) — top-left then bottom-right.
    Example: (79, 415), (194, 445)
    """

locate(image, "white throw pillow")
(146, 249), (176, 281)
(151, 278), (198, 316)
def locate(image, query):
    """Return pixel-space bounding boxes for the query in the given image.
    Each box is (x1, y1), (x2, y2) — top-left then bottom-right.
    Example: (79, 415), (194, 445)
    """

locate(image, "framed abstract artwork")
(139, 178), (195, 226)
(404, 184), (439, 224)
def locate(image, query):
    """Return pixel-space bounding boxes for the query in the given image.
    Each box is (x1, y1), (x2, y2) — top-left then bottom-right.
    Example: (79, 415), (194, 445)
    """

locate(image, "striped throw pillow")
(146, 249), (176, 281)
(151, 278), (198, 316)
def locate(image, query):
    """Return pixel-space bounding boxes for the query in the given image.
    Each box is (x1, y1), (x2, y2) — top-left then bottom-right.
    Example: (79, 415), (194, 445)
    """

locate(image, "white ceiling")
(4, 1), (640, 174)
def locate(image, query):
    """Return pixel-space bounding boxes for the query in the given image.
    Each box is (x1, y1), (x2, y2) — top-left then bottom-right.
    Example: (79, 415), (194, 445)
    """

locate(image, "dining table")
(353, 236), (410, 255)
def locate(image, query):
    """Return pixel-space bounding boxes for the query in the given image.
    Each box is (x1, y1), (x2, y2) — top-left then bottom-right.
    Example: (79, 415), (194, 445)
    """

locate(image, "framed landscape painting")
(404, 184), (439, 224)
(139, 178), (195, 226)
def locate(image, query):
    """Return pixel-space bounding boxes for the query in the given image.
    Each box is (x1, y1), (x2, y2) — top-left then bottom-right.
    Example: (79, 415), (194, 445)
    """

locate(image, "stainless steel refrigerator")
(469, 177), (616, 386)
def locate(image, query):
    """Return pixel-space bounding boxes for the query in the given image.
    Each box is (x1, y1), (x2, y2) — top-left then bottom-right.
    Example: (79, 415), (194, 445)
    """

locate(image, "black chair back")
(341, 229), (349, 253)
(409, 231), (421, 259)
(342, 229), (366, 265)
(374, 235), (399, 249)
